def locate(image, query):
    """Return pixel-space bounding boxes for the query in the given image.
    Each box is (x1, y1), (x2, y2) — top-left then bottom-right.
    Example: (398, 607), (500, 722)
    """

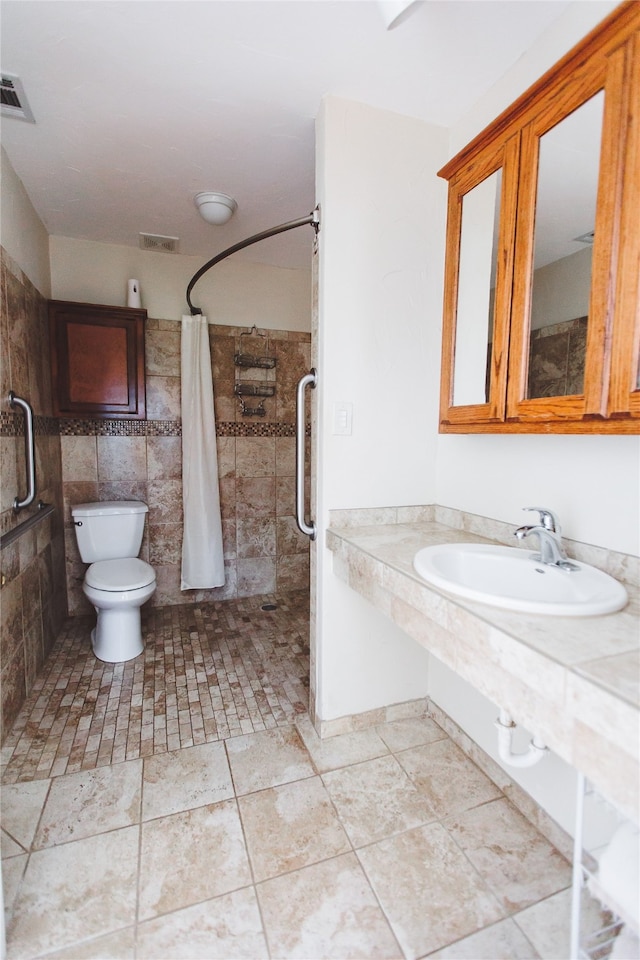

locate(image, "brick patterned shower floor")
(1, 591), (310, 784)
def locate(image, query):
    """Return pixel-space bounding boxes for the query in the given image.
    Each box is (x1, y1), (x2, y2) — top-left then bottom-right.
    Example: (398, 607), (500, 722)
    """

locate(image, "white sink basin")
(413, 543), (628, 616)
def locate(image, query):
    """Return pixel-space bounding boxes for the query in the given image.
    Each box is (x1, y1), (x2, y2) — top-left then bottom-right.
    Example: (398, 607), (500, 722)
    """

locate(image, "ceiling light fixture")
(377, 0), (422, 30)
(194, 191), (237, 225)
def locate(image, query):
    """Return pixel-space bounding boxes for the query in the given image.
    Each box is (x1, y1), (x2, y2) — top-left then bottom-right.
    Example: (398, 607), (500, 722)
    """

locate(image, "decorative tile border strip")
(217, 421), (300, 438)
(0, 412), (21, 437)
(36, 415), (63, 437)
(95, 420), (149, 437)
(27, 418), (311, 438)
(147, 420), (183, 437)
(0, 412), (59, 437)
(57, 418), (151, 437)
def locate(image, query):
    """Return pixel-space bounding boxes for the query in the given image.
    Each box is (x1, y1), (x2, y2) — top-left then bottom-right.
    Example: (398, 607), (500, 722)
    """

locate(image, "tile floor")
(1, 591), (310, 783)
(1, 593), (610, 959)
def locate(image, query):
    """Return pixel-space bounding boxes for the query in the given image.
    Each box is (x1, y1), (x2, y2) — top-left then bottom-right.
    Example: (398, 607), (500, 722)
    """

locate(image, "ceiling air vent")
(139, 233), (179, 254)
(1, 73), (35, 123)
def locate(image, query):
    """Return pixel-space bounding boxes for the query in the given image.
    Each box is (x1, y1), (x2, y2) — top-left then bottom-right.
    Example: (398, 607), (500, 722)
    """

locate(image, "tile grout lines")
(2, 591), (310, 784)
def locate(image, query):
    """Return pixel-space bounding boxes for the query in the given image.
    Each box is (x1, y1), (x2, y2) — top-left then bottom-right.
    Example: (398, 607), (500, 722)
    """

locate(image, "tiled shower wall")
(62, 320), (311, 615)
(528, 316), (587, 399)
(0, 246), (67, 742)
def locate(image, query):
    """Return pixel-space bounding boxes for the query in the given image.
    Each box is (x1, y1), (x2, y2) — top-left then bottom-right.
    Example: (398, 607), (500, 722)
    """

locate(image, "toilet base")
(91, 608), (144, 663)
(83, 575), (155, 663)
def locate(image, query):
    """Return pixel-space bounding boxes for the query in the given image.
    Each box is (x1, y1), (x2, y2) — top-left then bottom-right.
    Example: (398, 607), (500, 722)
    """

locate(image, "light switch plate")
(333, 401), (353, 435)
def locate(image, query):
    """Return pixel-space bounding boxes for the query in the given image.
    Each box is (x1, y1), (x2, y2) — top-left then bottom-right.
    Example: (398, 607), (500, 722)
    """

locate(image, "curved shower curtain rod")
(186, 206), (320, 315)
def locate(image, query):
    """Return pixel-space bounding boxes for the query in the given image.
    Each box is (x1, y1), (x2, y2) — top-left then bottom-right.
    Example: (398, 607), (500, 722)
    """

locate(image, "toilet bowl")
(84, 557), (156, 662)
(71, 501), (156, 663)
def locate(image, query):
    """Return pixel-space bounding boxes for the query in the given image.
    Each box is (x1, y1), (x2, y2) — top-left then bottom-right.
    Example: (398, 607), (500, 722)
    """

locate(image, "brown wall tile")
(235, 477), (276, 519)
(145, 328), (180, 376)
(147, 479), (183, 524)
(149, 523), (182, 565)
(0, 247), (67, 742)
(277, 554), (310, 592)
(21, 560), (42, 632)
(237, 557), (276, 597)
(275, 437), (296, 477)
(276, 476), (296, 517)
(236, 437), (276, 478)
(0, 647), (26, 746)
(216, 437), (236, 479)
(277, 516), (309, 556)
(147, 436), (182, 480)
(146, 376), (181, 419)
(0, 436), (18, 514)
(63, 481), (100, 522)
(97, 480), (148, 503)
(0, 577), (23, 667)
(61, 436), (98, 481)
(97, 436), (147, 481)
(236, 519), (277, 559)
(222, 519), (237, 559)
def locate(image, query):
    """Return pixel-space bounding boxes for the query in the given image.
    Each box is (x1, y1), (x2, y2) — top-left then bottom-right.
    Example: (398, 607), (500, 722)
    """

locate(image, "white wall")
(531, 246), (592, 330)
(49, 235), (311, 331)
(449, 1), (620, 154)
(0, 148), (51, 297)
(314, 96), (448, 723)
(437, 433), (639, 555)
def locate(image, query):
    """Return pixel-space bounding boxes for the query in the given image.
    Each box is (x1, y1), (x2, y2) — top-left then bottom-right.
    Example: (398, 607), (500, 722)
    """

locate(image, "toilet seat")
(85, 558), (155, 592)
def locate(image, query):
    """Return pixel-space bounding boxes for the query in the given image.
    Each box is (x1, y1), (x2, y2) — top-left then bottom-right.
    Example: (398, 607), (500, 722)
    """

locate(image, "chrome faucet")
(515, 507), (579, 571)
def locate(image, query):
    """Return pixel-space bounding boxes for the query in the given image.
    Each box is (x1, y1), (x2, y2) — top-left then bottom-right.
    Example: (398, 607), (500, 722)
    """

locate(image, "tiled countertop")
(326, 515), (639, 822)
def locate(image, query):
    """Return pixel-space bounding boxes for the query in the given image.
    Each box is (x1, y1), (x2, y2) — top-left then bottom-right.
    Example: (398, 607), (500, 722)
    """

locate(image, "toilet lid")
(86, 558), (155, 592)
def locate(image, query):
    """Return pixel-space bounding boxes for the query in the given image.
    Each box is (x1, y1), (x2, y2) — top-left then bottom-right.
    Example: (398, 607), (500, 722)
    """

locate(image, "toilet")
(71, 500), (156, 663)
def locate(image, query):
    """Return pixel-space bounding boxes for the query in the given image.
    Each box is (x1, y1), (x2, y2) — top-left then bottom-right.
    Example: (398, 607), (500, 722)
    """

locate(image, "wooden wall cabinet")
(438, 3), (640, 434)
(49, 300), (146, 419)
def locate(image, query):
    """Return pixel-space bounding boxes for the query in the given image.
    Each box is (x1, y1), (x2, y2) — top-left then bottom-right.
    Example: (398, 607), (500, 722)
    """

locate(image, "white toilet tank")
(71, 501), (149, 563)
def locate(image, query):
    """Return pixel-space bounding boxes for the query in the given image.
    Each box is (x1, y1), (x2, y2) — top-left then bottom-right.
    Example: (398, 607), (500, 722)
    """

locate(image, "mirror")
(452, 168), (502, 406)
(526, 91), (604, 399)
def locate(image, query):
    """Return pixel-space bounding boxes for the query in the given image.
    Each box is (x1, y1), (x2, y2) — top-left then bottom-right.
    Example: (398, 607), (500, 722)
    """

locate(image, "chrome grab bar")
(0, 501), (53, 551)
(295, 369), (317, 540)
(9, 391), (36, 511)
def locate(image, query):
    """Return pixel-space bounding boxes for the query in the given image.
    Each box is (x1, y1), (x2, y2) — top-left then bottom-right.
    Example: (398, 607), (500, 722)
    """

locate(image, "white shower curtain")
(180, 315), (225, 590)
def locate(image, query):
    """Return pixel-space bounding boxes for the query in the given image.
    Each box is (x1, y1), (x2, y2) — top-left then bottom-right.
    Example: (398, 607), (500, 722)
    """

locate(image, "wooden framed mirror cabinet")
(438, 2), (640, 434)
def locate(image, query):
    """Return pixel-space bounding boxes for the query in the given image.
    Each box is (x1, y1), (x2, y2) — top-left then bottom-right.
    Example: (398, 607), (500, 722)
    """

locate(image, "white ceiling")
(1, 0), (572, 270)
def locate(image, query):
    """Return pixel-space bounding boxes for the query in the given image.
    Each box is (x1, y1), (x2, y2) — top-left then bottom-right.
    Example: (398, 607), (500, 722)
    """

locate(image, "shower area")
(0, 211), (317, 777)
(61, 319), (314, 616)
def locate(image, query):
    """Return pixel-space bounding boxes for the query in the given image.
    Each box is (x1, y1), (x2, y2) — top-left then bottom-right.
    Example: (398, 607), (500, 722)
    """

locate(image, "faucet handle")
(523, 507), (560, 534)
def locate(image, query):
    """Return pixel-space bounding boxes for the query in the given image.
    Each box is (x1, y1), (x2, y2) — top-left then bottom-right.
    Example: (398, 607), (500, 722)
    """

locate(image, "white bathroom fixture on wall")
(412, 541), (628, 616)
(377, 0), (422, 30)
(496, 709), (547, 768)
(194, 191), (237, 225)
(127, 279), (141, 308)
(71, 501), (156, 662)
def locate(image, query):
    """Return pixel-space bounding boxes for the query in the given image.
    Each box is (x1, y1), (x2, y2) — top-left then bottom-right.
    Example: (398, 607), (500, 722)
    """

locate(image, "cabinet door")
(607, 31), (640, 421)
(505, 29), (637, 430)
(439, 135), (520, 430)
(49, 301), (146, 418)
(506, 61), (610, 423)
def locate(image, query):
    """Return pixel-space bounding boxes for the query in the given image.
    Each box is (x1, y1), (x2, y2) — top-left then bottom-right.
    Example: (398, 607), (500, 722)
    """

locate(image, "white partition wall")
(313, 97), (448, 726)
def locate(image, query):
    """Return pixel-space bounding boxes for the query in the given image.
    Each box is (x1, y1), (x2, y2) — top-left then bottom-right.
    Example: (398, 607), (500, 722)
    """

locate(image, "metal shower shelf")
(234, 353), (276, 369)
(234, 383), (275, 398)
